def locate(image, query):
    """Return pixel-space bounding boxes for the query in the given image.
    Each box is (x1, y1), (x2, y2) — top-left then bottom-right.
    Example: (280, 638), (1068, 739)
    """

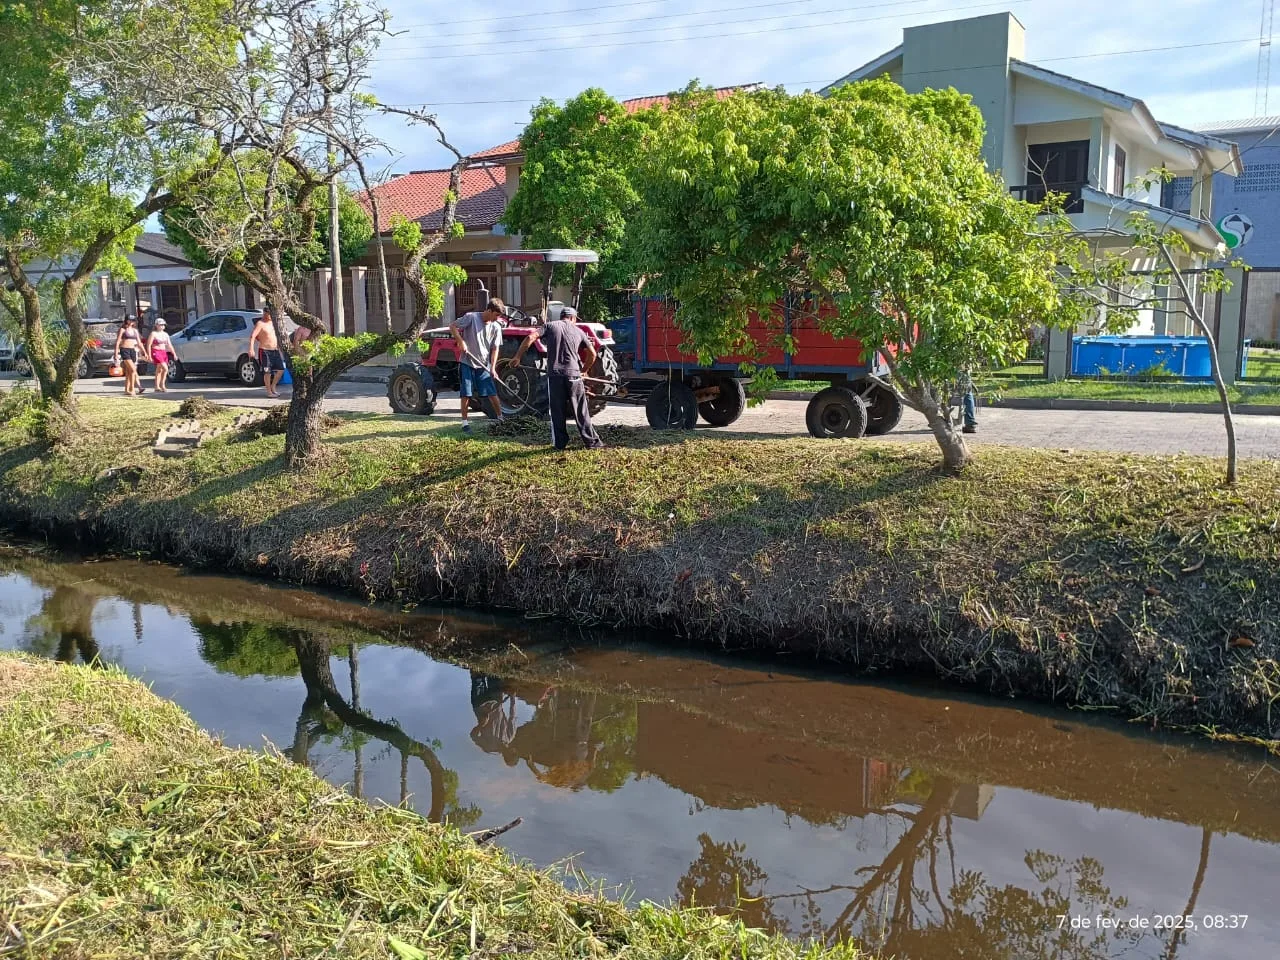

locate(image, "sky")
(362, 0), (1268, 176)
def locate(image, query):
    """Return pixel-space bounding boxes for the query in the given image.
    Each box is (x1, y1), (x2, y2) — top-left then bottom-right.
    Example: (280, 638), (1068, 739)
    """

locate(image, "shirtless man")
(249, 310), (286, 398)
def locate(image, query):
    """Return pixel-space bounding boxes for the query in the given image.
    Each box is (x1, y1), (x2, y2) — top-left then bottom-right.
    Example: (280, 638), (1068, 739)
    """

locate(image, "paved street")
(6, 373), (1279, 459)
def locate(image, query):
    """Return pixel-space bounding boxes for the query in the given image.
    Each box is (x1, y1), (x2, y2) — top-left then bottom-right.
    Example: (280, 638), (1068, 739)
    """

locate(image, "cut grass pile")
(0, 655), (862, 959)
(0, 397), (1278, 746)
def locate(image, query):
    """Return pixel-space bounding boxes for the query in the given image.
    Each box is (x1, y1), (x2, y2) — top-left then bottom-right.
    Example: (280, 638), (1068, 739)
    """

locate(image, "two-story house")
(822, 12), (1242, 276)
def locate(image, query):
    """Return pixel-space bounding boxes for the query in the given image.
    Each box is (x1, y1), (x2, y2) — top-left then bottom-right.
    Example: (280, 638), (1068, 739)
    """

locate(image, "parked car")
(0, 331), (14, 371)
(169, 310), (269, 385)
(11, 319), (121, 378)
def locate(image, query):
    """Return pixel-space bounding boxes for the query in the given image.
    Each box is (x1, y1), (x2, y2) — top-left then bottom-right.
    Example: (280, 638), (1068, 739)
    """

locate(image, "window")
(185, 317), (216, 337)
(1023, 140), (1090, 211)
(219, 315), (248, 334)
(1112, 145), (1127, 196)
(107, 278), (123, 302)
(397, 275), (406, 312)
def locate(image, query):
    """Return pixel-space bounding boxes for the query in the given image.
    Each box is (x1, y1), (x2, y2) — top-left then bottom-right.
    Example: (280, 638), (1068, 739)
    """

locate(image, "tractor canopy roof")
(471, 249), (599, 264)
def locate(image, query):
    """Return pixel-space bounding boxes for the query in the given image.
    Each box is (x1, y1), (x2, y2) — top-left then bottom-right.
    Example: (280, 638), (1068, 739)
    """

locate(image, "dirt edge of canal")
(1, 396), (1277, 750)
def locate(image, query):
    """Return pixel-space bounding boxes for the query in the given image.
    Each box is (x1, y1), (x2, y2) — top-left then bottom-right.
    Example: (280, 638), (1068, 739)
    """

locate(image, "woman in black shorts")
(113, 315), (145, 396)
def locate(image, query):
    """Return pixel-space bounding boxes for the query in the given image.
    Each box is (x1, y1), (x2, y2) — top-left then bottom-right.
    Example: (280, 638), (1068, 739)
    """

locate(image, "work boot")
(962, 424), (977, 434)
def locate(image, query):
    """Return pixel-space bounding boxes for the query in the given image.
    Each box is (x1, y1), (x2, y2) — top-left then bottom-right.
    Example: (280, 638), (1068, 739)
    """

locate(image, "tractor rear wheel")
(697, 377), (746, 426)
(587, 346), (620, 416)
(853, 379), (904, 435)
(495, 356), (550, 419)
(805, 386), (868, 439)
(645, 379), (698, 430)
(388, 364), (436, 415)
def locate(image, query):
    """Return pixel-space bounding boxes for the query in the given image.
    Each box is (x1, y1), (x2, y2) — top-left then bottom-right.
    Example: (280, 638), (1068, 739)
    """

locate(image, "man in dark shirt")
(511, 306), (604, 450)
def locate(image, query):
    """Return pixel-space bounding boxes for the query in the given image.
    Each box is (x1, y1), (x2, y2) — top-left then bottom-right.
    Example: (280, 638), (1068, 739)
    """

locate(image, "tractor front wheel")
(805, 386), (868, 439)
(645, 380), (698, 430)
(388, 364), (437, 415)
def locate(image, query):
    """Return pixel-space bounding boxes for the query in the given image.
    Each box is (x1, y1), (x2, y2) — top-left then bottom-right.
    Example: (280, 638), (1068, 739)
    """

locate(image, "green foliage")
(420, 263), (469, 318)
(194, 621), (300, 678)
(504, 89), (657, 289)
(628, 80), (1066, 421)
(291, 333), (386, 375)
(161, 154), (373, 282)
(0, 382), (48, 438)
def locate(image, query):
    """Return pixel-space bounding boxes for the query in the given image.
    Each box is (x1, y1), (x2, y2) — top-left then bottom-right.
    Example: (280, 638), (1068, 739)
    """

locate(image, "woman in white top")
(146, 318), (176, 393)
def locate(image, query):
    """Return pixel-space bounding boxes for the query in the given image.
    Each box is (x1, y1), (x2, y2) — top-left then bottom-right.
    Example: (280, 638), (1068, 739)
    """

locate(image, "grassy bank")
(769, 376), (1280, 405)
(0, 396), (1278, 745)
(0, 654), (862, 958)
(989, 378), (1280, 406)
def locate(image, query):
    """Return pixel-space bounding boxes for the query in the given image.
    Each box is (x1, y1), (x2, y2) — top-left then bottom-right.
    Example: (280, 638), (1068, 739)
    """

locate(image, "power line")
(374, 38), (1258, 105)
(378, 0), (940, 45)
(375, 0), (1044, 61)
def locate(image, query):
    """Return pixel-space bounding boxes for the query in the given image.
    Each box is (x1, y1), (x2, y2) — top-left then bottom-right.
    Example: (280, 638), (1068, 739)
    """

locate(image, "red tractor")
(387, 249), (622, 418)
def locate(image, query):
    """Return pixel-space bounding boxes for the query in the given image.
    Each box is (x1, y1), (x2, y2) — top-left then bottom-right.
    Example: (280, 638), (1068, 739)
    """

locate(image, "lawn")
(990, 377), (1280, 405)
(1245, 346), (1280, 380)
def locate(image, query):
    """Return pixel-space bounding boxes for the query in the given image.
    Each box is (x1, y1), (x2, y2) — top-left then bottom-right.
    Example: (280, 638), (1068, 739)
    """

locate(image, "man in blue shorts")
(449, 297), (506, 432)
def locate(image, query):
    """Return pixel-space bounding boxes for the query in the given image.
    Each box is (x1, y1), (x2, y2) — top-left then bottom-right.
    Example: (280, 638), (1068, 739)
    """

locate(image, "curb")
(338, 373), (390, 385)
(764, 391), (1279, 415)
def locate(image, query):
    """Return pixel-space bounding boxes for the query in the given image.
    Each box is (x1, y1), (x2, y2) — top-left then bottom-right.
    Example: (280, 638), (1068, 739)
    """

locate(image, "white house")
(823, 12), (1243, 266)
(28, 233), (251, 331)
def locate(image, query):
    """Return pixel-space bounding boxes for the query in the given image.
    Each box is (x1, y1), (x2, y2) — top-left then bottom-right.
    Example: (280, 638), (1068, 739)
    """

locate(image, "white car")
(170, 310), (291, 385)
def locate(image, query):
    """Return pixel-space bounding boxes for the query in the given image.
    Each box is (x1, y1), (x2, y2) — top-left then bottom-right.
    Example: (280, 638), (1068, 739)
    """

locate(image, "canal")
(1, 545), (1275, 959)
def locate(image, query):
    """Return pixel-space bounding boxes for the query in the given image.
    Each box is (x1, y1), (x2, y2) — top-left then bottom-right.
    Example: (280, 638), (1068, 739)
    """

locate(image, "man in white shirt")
(449, 297), (506, 432)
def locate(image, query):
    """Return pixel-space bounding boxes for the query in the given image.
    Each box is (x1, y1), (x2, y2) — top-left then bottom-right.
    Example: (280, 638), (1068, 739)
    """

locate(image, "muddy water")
(2, 547), (1277, 959)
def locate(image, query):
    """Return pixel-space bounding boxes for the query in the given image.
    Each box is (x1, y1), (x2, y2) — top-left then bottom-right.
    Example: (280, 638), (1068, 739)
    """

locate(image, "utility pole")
(321, 31), (345, 336)
(1257, 0), (1275, 115)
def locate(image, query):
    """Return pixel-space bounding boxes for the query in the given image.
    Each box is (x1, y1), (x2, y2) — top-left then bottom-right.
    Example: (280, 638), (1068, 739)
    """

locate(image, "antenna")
(1258, 0), (1275, 114)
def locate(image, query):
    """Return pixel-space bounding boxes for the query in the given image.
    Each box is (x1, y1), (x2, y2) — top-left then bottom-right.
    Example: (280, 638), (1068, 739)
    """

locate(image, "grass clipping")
(0, 655), (862, 960)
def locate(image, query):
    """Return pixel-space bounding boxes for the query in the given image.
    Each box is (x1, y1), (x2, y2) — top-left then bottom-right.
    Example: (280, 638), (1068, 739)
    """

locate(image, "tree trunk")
(284, 372), (328, 468)
(53, 276), (90, 407)
(914, 385), (971, 472)
(1158, 242), (1237, 485)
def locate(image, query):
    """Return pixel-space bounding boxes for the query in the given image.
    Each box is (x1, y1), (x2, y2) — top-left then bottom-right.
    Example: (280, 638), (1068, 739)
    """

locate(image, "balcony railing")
(1009, 181), (1086, 214)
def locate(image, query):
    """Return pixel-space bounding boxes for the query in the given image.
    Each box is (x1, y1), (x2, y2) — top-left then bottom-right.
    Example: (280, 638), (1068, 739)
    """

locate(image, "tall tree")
(165, 0), (466, 467)
(0, 0), (241, 410)
(503, 88), (655, 307)
(628, 81), (1071, 471)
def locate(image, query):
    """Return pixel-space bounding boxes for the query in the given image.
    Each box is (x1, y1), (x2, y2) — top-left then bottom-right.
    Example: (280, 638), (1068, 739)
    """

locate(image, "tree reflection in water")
(194, 622), (480, 829)
(22, 584), (102, 666)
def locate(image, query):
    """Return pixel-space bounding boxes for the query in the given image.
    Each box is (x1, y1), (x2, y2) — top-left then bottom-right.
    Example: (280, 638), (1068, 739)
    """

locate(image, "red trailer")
(631, 297), (903, 438)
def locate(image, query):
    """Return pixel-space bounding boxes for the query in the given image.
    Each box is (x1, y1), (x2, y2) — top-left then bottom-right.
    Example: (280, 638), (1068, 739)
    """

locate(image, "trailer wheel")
(853, 379), (904, 435)
(806, 386), (868, 439)
(388, 364), (437, 416)
(646, 380), (698, 430)
(697, 377), (746, 427)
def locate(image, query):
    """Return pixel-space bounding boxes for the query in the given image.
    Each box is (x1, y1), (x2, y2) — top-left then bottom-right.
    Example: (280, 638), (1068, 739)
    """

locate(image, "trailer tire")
(697, 377), (747, 427)
(853, 379), (904, 435)
(646, 379), (698, 430)
(806, 386), (868, 439)
(388, 364), (437, 416)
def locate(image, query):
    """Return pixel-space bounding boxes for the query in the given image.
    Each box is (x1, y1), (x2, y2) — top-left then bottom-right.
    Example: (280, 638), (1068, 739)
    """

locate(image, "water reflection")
(2, 553), (1276, 960)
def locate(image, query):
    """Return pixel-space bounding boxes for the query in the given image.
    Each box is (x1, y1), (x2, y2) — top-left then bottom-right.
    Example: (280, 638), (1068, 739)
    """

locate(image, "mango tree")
(628, 80), (1068, 472)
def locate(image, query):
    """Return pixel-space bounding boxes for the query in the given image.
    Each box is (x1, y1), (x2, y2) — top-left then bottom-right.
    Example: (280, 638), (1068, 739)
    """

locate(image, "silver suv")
(169, 310), (268, 385)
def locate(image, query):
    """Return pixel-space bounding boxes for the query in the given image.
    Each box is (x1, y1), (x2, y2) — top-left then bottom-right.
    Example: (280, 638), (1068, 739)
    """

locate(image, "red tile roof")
(362, 166), (507, 233)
